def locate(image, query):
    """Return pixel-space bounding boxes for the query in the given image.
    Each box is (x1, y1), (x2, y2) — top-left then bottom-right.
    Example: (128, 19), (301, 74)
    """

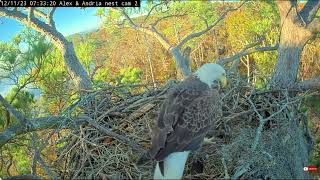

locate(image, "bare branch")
(32, 8), (47, 19)
(0, 7), (93, 90)
(27, 7), (34, 22)
(121, 8), (138, 28)
(3, 174), (42, 180)
(0, 8), (65, 48)
(151, 13), (187, 27)
(299, 0), (320, 25)
(307, 17), (320, 33)
(144, 1), (166, 23)
(47, 7), (56, 27)
(0, 116), (69, 147)
(83, 115), (146, 153)
(120, 9), (172, 50)
(217, 43), (279, 65)
(31, 133), (58, 179)
(176, 1), (246, 48)
(296, 76), (320, 90)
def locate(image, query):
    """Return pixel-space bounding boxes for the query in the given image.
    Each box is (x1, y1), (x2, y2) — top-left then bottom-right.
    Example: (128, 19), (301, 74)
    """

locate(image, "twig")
(231, 163), (250, 180)
(84, 116), (146, 153)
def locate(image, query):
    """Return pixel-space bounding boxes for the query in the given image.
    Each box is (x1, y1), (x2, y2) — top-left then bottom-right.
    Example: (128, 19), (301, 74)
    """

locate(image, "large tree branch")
(0, 8), (65, 48)
(23, 8), (55, 27)
(299, 0), (320, 25)
(217, 44), (279, 65)
(296, 77), (320, 90)
(48, 7), (56, 27)
(307, 17), (320, 33)
(176, 1), (246, 48)
(0, 116), (68, 147)
(0, 8), (92, 90)
(275, 0), (295, 25)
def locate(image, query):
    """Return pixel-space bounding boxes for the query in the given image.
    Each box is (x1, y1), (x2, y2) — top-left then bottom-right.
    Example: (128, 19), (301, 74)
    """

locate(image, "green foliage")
(225, 1), (279, 85)
(0, 106), (6, 128)
(99, 8), (123, 35)
(75, 40), (96, 74)
(6, 87), (35, 110)
(0, 41), (20, 66)
(115, 67), (143, 85)
(169, 1), (219, 29)
(95, 7), (106, 17)
(93, 68), (110, 84)
(304, 96), (320, 113)
(10, 141), (31, 174)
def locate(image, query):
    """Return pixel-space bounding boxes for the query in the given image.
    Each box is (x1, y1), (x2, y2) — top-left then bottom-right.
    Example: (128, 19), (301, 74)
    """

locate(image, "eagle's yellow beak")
(220, 76), (227, 88)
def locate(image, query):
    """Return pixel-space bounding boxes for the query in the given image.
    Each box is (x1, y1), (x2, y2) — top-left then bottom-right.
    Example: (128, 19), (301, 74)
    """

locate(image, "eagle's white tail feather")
(154, 151), (190, 180)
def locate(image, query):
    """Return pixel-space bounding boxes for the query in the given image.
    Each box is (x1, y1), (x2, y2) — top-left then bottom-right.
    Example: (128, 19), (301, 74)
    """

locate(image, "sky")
(0, 8), (101, 95)
(0, 8), (101, 41)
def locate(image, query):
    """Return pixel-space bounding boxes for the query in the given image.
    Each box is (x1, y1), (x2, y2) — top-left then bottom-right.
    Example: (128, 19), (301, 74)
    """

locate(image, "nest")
(52, 76), (315, 179)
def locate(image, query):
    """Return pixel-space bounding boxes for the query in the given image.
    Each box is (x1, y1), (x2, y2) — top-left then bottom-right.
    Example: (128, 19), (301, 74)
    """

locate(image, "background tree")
(0, 7), (92, 90)
(99, 1), (246, 79)
(270, 0), (320, 89)
(0, 1), (320, 179)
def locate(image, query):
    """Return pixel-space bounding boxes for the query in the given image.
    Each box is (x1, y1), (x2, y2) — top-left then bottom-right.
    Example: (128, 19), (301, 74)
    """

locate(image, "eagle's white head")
(194, 63), (227, 88)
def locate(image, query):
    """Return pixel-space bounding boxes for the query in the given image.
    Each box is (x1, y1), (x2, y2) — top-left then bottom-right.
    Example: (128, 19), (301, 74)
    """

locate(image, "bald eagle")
(139, 63), (227, 179)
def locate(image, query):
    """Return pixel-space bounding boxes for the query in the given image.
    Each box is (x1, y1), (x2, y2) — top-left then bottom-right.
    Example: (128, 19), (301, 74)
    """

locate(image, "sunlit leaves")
(6, 87), (35, 109)
(115, 67), (143, 85)
(95, 7), (106, 17)
(75, 40), (96, 74)
(0, 42), (20, 66)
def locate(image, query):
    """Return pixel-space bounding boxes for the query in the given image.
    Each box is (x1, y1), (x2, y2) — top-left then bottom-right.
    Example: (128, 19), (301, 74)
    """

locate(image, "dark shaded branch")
(31, 133), (58, 179)
(48, 7), (56, 27)
(296, 77), (320, 90)
(144, 1), (166, 23)
(0, 94), (28, 125)
(0, 116), (68, 147)
(3, 174), (42, 180)
(299, 0), (320, 24)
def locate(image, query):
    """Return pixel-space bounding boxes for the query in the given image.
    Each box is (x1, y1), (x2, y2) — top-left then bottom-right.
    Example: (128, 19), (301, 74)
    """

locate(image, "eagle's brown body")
(147, 75), (222, 162)
(138, 63), (226, 179)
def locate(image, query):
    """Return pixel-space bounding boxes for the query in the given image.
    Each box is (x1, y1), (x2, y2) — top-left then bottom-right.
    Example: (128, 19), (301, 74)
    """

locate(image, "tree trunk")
(60, 41), (92, 90)
(258, 1), (319, 179)
(270, 1), (314, 88)
(171, 47), (192, 79)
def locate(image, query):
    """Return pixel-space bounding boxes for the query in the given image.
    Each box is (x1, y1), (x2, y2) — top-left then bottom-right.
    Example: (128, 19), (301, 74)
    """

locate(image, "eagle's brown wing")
(147, 77), (221, 162)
